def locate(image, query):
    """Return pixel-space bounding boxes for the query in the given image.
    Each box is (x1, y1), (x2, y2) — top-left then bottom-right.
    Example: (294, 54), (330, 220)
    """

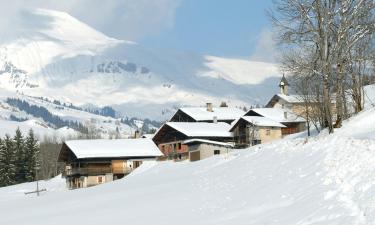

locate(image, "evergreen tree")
(24, 129), (40, 181)
(14, 128), (26, 183)
(0, 135), (16, 187)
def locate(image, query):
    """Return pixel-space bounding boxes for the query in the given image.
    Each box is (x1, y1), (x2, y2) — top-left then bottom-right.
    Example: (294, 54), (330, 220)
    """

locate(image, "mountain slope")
(1, 107), (375, 224)
(0, 8), (281, 120)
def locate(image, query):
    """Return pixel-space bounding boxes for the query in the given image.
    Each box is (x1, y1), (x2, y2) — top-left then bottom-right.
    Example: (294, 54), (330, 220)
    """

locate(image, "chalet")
(169, 103), (245, 124)
(230, 116), (286, 147)
(244, 108), (306, 135)
(58, 139), (163, 189)
(152, 122), (233, 161)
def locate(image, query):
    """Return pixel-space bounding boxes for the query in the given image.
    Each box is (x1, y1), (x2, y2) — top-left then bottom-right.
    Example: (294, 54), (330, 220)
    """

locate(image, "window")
(177, 143), (182, 150)
(266, 129), (271, 135)
(252, 140), (261, 145)
(214, 150), (220, 155)
(133, 161), (142, 168)
(97, 176), (104, 184)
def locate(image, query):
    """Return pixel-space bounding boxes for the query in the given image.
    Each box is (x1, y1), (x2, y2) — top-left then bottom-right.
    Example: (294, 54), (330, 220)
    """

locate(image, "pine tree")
(24, 129), (40, 181)
(0, 135), (16, 187)
(14, 128), (26, 183)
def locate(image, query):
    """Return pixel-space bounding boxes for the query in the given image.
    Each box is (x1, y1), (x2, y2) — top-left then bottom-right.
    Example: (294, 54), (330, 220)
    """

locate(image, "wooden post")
(24, 167), (47, 196)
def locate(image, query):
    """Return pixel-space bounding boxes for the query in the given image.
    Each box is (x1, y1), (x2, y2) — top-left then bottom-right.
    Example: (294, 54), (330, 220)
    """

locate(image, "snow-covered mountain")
(0, 8), (280, 122)
(1, 105), (375, 224)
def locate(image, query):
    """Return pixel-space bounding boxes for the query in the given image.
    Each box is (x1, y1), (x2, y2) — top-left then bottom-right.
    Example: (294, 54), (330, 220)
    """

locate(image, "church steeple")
(279, 74), (289, 95)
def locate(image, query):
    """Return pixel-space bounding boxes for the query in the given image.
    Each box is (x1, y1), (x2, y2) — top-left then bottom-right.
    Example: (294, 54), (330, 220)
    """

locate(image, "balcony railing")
(64, 167), (133, 176)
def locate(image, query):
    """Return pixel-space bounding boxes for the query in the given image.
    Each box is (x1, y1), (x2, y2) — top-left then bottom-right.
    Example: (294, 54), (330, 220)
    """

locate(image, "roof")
(265, 94), (305, 108)
(276, 94), (305, 103)
(245, 108), (306, 123)
(165, 122), (233, 137)
(242, 116), (286, 127)
(183, 139), (234, 147)
(177, 107), (245, 121)
(63, 138), (163, 159)
(229, 116), (286, 131)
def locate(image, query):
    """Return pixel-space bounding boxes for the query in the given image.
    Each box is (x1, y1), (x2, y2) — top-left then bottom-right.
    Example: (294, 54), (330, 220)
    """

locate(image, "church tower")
(279, 74), (289, 95)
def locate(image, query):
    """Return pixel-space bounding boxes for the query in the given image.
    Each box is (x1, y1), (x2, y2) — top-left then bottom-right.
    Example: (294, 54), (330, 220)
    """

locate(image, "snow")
(0, 175), (66, 202)
(1, 107), (375, 224)
(202, 56), (280, 85)
(335, 107), (375, 140)
(240, 116), (286, 128)
(364, 84), (375, 109)
(0, 119), (78, 140)
(178, 107), (245, 121)
(276, 94), (305, 103)
(247, 108), (306, 123)
(183, 139), (234, 147)
(64, 138), (163, 159)
(0, 8), (281, 121)
(0, 91), (133, 138)
(165, 122), (233, 137)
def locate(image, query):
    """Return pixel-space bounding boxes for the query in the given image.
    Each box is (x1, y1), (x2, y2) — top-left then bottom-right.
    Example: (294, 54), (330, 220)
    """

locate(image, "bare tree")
(270, 0), (374, 132)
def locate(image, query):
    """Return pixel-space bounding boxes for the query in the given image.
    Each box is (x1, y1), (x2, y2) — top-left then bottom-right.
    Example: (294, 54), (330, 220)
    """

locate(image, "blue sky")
(139, 0), (275, 58)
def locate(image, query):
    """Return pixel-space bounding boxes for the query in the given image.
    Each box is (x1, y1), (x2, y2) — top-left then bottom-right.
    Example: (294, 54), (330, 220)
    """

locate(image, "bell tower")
(279, 74), (289, 95)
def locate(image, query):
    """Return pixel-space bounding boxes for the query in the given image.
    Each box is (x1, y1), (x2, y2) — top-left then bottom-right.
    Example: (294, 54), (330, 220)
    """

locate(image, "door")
(189, 151), (200, 162)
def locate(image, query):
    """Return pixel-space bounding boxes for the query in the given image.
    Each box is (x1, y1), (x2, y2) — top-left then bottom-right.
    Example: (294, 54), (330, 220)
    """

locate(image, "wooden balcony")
(64, 167), (133, 176)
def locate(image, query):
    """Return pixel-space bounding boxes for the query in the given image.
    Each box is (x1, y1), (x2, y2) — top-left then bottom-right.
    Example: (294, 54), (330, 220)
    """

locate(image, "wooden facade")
(230, 118), (283, 148)
(169, 109), (197, 122)
(152, 124), (233, 161)
(59, 143), (154, 189)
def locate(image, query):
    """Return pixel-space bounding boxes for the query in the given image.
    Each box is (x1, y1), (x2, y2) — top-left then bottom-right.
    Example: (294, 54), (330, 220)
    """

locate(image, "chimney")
(206, 103), (213, 112)
(213, 116), (218, 124)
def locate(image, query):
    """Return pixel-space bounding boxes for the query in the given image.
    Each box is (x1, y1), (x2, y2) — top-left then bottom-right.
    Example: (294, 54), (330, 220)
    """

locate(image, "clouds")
(0, 0), (182, 42)
(250, 28), (279, 63)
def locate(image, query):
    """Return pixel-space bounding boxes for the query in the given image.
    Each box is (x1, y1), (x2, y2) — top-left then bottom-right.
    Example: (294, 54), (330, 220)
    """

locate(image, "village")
(59, 76), (313, 189)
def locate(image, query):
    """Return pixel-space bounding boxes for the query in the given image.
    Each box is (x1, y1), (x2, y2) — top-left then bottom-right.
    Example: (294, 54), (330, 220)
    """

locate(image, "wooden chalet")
(244, 108), (306, 135)
(169, 103), (245, 124)
(230, 116), (286, 148)
(58, 139), (163, 189)
(152, 122), (233, 161)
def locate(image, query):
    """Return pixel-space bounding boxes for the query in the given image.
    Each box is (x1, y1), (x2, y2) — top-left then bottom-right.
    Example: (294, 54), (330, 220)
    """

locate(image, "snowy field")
(1, 107), (375, 225)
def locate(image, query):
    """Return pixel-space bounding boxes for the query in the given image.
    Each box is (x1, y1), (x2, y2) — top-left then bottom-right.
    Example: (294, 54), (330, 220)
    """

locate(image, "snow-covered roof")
(276, 94), (305, 103)
(246, 108), (306, 123)
(64, 139), (163, 159)
(165, 122), (233, 137)
(183, 139), (234, 147)
(229, 116), (286, 131)
(242, 116), (286, 127)
(177, 107), (245, 121)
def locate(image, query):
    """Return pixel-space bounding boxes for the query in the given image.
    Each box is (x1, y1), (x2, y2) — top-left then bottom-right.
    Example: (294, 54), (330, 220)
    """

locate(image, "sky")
(0, 0), (276, 62)
(139, 0), (276, 59)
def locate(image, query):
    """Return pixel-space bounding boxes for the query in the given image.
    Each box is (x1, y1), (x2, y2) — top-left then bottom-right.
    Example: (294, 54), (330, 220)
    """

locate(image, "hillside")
(1, 106), (375, 224)
(0, 8), (280, 121)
